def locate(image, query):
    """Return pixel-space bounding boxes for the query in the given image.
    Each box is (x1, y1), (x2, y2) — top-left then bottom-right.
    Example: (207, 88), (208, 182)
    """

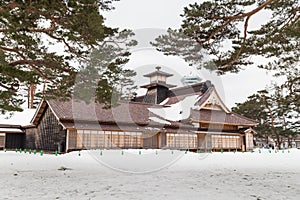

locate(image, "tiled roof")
(29, 81), (258, 129)
(194, 87), (214, 107)
(47, 99), (197, 129)
(168, 81), (208, 96)
(45, 98), (258, 127)
(134, 81), (209, 103)
(163, 91), (203, 105)
(190, 109), (258, 125)
(48, 100), (154, 125)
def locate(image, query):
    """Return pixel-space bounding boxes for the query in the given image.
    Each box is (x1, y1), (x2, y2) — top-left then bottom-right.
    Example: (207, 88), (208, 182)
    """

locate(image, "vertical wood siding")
(34, 106), (66, 152)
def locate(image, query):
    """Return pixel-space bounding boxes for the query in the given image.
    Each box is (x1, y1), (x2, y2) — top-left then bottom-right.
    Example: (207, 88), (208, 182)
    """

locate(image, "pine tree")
(73, 29), (137, 107)
(232, 87), (299, 149)
(152, 0), (300, 146)
(0, 0), (123, 112)
(152, 0), (299, 75)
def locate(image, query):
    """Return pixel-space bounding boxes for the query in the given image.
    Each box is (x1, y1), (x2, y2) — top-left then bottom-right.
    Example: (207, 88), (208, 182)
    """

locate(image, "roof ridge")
(119, 100), (166, 107)
(170, 81), (206, 92)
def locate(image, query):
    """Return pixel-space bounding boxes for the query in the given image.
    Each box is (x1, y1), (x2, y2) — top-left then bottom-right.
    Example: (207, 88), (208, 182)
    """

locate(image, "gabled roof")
(31, 99), (194, 130)
(244, 127), (258, 134)
(31, 84), (258, 129)
(161, 85), (257, 125)
(32, 100), (154, 126)
(194, 86), (231, 113)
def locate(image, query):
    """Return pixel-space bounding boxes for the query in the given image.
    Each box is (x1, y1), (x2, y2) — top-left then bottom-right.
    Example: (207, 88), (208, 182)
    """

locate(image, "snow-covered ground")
(0, 149), (300, 200)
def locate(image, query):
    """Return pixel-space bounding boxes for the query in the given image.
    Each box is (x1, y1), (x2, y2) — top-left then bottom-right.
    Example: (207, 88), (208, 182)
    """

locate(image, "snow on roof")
(149, 117), (171, 125)
(148, 95), (199, 122)
(0, 128), (23, 133)
(0, 109), (36, 126)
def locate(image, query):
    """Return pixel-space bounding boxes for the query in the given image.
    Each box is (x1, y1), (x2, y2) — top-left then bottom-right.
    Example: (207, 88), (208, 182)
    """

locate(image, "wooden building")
(0, 125), (25, 150)
(0, 109), (35, 150)
(25, 67), (258, 152)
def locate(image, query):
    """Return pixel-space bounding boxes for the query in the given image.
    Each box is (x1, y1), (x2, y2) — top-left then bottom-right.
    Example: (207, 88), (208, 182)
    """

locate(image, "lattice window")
(166, 133), (197, 149)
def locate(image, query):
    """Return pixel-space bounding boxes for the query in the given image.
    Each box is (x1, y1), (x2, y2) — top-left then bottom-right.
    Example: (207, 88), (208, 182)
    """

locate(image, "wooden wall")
(199, 123), (238, 131)
(5, 133), (25, 149)
(142, 132), (158, 149)
(28, 106), (66, 152)
(25, 127), (38, 150)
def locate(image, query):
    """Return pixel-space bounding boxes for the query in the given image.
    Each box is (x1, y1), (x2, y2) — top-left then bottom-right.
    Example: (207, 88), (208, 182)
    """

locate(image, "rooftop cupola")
(141, 66), (176, 89)
(140, 66), (176, 104)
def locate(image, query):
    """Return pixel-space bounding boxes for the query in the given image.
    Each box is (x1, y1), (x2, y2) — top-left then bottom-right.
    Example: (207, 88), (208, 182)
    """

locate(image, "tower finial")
(156, 66), (161, 71)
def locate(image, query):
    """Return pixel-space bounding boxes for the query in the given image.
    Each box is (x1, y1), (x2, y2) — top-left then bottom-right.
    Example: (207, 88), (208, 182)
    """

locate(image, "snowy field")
(1, 149), (300, 200)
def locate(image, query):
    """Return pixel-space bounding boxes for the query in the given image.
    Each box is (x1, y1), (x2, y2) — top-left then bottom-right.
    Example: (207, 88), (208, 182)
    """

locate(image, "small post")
(33, 149), (37, 155)
(55, 150), (58, 156)
(221, 149), (223, 154)
(100, 150), (102, 156)
(15, 148), (18, 153)
(29, 149), (32, 154)
(197, 149), (200, 154)
(155, 150), (158, 155)
(171, 150), (174, 155)
(185, 150), (188, 154)
(78, 151), (81, 156)
(19, 148), (22, 153)
(24, 149), (27, 154)
(259, 149), (261, 154)
(40, 150), (43, 156)
(139, 150), (141, 155)
(4, 148), (6, 152)
(121, 150), (124, 155)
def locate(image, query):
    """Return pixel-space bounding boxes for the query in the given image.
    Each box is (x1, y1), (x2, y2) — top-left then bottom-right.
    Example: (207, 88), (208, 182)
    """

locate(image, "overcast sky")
(103, 0), (285, 109)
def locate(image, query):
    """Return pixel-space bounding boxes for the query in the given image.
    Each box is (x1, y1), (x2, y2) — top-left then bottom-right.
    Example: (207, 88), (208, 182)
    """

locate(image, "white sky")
(103, 0), (285, 109)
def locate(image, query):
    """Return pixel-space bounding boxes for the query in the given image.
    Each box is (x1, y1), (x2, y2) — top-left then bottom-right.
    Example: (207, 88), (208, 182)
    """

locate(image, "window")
(211, 135), (241, 149)
(75, 130), (143, 149)
(166, 133), (197, 149)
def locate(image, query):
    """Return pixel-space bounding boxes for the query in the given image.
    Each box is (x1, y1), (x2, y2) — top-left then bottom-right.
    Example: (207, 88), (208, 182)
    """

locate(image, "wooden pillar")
(160, 132), (166, 149)
(241, 135), (245, 151)
(65, 129), (69, 152)
(197, 133), (206, 149)
(157, 132), (161, 148)
(0, 133), (6, 149)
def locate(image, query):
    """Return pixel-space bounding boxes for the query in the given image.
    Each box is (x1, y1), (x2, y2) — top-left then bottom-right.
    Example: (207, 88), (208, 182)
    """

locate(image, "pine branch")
(206, 0), (277, 43)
